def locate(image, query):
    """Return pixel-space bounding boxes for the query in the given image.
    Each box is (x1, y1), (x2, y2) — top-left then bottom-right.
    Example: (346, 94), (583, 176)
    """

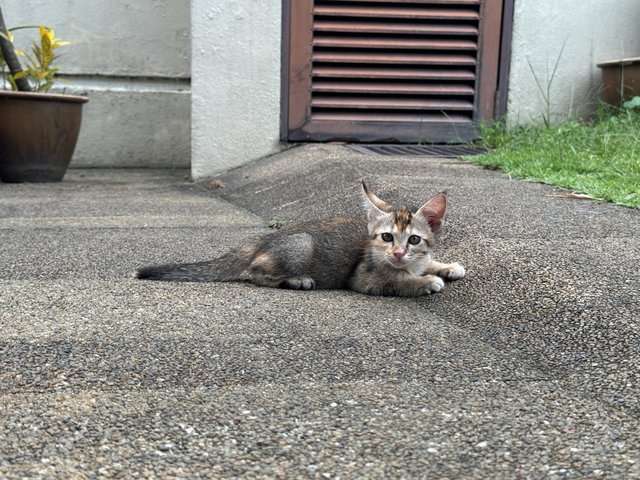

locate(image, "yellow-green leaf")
(0, 30), (15, 42)
(39, 26), (54, 52)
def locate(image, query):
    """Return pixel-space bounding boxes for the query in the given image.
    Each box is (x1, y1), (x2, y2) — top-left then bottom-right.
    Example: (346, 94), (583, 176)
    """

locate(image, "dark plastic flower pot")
(0, 90), (89, 182)
(597, 56), (640, 107)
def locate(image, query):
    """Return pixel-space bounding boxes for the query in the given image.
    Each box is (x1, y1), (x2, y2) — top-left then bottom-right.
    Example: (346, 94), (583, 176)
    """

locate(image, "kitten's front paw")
(280, 276), (316, 290)
(421, 275), (444, 294)
(439, 262), (465, 280)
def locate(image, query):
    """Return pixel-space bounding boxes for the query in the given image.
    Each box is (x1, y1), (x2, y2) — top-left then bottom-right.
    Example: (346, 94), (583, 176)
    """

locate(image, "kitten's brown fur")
(135, 183), (465, 296)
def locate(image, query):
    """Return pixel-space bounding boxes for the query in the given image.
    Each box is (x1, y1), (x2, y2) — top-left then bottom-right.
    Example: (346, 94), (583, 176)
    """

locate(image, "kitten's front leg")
(280, 276), (316, 290)
(350, 266), (446, 297)
(412, 274), (445, 295)
(427, 261), (465, 280)
(382, 274), (445, 297)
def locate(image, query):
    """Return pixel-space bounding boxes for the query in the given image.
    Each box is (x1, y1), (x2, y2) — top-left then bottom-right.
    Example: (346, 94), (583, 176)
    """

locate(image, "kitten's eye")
(380, 233), (394, 243)
(408, 235), (421, 245)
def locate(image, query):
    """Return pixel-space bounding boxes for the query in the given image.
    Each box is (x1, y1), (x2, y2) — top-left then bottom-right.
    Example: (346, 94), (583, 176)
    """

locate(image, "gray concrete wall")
(191, 0), (284, 179)
(507, 0), (640, 124)
(3, 0), (190, 168)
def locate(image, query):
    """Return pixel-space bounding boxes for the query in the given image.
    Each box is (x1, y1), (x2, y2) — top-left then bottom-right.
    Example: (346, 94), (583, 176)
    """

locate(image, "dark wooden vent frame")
(281, 0), (513, 143)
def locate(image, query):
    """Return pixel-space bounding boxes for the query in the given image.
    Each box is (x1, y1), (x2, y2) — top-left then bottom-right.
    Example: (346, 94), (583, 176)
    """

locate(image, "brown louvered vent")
(283, 0), (504, 144)
(312, 0), (479, 123)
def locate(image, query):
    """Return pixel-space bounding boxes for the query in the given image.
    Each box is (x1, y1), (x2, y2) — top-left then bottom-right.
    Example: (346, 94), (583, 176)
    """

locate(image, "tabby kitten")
(135, 182), (465, 297)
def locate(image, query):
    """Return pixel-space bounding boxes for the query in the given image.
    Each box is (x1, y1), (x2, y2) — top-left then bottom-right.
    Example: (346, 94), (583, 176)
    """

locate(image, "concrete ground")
(1, 144), (638, 478)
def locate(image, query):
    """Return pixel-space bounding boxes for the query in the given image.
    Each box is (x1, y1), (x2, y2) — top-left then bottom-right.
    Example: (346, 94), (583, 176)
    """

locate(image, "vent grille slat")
(313, 52), (477, 65)
(313, 66), (476, 81)
(313, 81), (475, 95)
(314, 6), (480, 20)
(312, 97), (474, 110)
(309, 0), (481, 124)
(313, 112), (472, 122)
(327, 0), (481, 4)
(314, 21), (478, 36)
(314, 37), (478, 50)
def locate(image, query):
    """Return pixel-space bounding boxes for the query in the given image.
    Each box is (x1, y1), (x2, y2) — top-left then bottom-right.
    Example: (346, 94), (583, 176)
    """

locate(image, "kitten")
(135, 182), (465, 297)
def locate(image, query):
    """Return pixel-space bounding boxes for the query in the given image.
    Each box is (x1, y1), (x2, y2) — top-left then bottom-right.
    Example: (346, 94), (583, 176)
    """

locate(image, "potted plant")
(0, 7), (88, 182)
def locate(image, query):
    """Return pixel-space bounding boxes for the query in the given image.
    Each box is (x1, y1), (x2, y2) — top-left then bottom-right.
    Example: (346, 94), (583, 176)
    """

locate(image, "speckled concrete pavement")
(1, 145), (638, 478)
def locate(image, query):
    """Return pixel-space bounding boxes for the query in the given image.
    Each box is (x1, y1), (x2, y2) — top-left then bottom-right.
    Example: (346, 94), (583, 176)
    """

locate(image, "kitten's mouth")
(388, 256), (406, 268)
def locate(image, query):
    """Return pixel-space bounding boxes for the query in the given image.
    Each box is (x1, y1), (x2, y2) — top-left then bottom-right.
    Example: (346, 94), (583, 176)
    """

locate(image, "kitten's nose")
(393, 249), (406, 260)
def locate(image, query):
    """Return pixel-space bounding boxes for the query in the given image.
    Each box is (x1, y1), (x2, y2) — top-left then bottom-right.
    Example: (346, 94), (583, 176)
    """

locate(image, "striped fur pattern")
(135, 183), (465, 297)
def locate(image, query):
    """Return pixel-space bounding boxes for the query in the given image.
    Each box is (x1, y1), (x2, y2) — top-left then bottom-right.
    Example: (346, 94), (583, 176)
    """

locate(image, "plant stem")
(0, 7), (32, 91)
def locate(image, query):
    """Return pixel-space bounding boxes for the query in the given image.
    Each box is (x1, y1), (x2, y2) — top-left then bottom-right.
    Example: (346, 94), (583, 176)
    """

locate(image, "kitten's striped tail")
(135, 248), (253, 283)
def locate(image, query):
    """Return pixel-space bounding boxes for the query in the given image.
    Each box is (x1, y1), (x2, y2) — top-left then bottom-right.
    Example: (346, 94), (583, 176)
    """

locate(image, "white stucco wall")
(191, 0), (283, 179)
(3, 0), (190, 167)
(508, 0), (640, 124)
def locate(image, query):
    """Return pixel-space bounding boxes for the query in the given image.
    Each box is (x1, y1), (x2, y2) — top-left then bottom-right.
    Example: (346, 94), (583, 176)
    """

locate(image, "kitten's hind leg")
(427, 261), (465, 280)
(247, 234), (316, 290)
(250, 272), (316, 290)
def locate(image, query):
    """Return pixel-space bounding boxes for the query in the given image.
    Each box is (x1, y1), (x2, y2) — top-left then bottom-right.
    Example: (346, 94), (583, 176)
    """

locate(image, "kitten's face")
(361, 183), (447, 274)
(368, 207), (435, 272)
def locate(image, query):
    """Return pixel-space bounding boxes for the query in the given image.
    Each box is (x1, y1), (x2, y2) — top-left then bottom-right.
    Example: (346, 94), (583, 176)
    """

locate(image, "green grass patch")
(467, 109), (640, 208)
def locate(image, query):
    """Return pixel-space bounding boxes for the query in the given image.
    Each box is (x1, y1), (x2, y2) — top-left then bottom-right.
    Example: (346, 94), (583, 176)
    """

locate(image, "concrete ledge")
(65, 87), (190, 168)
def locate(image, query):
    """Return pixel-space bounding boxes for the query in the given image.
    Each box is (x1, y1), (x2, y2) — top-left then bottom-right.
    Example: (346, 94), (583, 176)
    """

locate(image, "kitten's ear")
(416, 192), (447, 233)
(361, 181), (391, 221)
